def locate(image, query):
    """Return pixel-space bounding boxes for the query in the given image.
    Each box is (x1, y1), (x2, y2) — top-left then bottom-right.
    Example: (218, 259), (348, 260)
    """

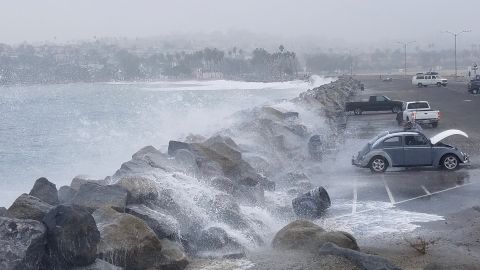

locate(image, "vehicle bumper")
(352, 155), (367, 167)
(462, 153), (470, 165)
(415, 119), (438, 124)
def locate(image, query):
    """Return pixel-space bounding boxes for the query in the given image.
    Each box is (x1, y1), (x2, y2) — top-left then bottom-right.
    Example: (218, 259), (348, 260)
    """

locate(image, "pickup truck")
(345, 95), (403, 115)
(467, 75), (480, 94)
(396, 101), (440, 128)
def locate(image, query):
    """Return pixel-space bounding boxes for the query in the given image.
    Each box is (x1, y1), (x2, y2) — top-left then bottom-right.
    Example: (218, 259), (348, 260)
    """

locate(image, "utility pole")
(443, 30), (471, 79)
(397, 41), (415, 77)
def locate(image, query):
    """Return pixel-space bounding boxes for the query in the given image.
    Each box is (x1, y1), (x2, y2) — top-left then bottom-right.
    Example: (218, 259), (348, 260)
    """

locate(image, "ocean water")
(0, 78), (332, 207)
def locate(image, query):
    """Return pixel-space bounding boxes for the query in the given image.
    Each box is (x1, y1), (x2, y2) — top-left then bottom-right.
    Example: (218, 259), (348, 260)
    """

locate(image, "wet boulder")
(209, 194), (248, 229)
(210, 176), (237, 195)
(318, 243), (401, 270)
(58, 185), (77, 204)
(158, 239), (189, 270)
(71, 175), (107, 191)
(43, 205), (100, 268)
(92, 207), (165, 270)
(7, 193), (53, 221)
(168, 140), (194, 156)
(71, 259), (123, 270)
(29, 177), (59, 205)
(308, 135), (323, 160)
(71, 182), (128, 212)
(292, 187), (331, 219)
(197, 227), (245, 258)
(115, 176), (158, 204)
(174, 149), (199, 174)
(0, 207), (7, 217)
(0, 217), (46, 270)
(272, 220), (359, 251)
(126, 204), (179, 240)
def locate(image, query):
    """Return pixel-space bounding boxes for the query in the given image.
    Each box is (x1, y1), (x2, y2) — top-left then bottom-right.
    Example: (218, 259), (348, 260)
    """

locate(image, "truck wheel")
(432, 122), (438, 128)
(441, 154), (459, 171)
(369, 156), (388, 173)
(354, 108), (362, 115)
(436, 82), (442, 87)
(417, 83), (423, 87)
(392, 106), (401, 113)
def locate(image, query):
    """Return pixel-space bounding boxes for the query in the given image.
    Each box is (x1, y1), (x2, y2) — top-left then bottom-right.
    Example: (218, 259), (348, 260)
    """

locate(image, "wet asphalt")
(315, 76), (480, 220)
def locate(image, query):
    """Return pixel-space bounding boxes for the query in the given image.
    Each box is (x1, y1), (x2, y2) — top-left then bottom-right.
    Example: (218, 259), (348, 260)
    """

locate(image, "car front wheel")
(369, 156), (388, 173)
(436, 82), (442, 87)
(441, 154), (459, 171)
(473, 89), (479, 94)
(354, 108), (362, 115)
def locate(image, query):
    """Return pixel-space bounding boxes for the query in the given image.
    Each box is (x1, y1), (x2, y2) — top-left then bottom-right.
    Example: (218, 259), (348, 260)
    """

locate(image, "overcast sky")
(1, 0), (479, 48)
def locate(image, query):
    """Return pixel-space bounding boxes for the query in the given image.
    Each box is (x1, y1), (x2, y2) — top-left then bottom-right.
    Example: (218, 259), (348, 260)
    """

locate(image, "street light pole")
(443, 30), (471, 79)
(397, 41), (415, 77)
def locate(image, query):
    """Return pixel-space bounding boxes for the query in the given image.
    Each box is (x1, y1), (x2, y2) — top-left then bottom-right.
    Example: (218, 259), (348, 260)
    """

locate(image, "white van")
(412, 73), (448, 87)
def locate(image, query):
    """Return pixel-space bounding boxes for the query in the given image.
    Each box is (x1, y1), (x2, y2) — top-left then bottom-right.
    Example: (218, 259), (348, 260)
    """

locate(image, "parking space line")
(383, 178), (396, 205)
(421, 185), (431, 195)
(394, 182), (475, 205)
(352, 178), (357, 214)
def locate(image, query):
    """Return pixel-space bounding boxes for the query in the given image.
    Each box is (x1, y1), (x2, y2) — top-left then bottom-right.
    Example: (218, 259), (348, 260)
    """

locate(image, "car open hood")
(430, 129), (468, 144)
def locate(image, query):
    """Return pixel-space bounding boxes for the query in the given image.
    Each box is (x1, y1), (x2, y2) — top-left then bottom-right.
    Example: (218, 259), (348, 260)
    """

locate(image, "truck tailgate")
(413, 110), (439, 120)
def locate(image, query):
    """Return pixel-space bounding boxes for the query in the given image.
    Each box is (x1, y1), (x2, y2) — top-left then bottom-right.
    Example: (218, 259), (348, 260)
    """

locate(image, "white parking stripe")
(394, 182), (475, 205)
(421, 185), (431, 195)
(352, 178), (357, 214)
(383, 178), (396, 205)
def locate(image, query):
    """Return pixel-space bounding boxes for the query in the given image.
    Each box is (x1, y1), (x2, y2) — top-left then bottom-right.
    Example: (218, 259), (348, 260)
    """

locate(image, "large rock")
(0, 217), (46, 270)
(71, 182), (128, 212)
(292, 187), (331, 219)
(197, 227), (245, 258)
(58, 185), (77, 204)
(7, 193), (53, 221)
(318, 242), (401, 270)
(0, 207), (7, 217)
(29, 177), (59, 205)
(115, 176), (158, 204)
(42, 205), (100, 268)
(272, 220), (359, 251)
(209, 194), (248, 229)
(71, 259), (123, 270)
(308, 135), (323, 160)
(424, 262), (480, 270)
(126, 204), (179, 240)
(71, 175), (107, 191)
(158, 239), (189, 270)
(93, 207), (188, 270)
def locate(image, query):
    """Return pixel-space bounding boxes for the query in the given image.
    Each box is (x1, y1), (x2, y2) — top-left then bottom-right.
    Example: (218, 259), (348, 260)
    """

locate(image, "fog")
(2, 0), (479, 49)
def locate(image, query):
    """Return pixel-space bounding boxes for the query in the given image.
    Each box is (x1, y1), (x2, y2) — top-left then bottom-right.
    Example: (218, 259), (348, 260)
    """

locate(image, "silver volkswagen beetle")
(352, 129), (470, 172)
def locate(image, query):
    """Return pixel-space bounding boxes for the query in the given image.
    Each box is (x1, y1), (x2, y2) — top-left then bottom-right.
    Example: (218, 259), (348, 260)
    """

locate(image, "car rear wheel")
(354, 108), (362, 115)
(369, 156), (388, 173)
(441, 154), (459, 171)
(473, 89), (479, 94)
(432, 122), (438, 128)
(417, 83), (423, 88)
(436, 82), (442, 87)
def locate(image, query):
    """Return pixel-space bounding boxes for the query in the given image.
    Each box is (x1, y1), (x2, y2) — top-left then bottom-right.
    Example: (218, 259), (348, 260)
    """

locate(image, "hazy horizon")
(1, 0), (479, 50)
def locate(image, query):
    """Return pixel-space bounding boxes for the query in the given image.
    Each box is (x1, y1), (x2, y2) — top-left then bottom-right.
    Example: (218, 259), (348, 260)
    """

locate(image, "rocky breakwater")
(1, 77), (366, 269)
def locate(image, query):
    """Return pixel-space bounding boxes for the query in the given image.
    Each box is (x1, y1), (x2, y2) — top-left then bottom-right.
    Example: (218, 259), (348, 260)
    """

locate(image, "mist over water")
(0, 78), (333, 207)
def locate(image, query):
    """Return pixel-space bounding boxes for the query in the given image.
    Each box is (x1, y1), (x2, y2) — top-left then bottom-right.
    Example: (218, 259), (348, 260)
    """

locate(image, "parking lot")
(312, 77), (480, 237)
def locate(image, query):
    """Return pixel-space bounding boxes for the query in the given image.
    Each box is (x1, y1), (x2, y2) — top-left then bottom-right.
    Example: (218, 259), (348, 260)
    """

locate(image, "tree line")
(0, 42), (300, 85)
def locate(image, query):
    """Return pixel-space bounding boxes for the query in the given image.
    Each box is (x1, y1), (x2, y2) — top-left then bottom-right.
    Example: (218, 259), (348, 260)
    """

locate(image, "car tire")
(354, 108), (362, 115)
(424, 85), (428, 87)
(432, 122), (438, 128)
(417, 83), (423, 88)
(392, 106), (401, 113)
(369, 156), (388, 173)
(441, 154), (460, 171)
(436, 82), (442, 87)
(473, 89), (479, 94)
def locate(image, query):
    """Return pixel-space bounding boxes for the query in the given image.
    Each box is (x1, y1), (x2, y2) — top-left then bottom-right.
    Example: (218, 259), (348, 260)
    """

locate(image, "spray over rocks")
(2, 77), (378, 269)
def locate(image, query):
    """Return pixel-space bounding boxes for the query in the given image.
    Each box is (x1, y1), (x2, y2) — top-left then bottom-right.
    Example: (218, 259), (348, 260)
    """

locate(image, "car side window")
(404, 135), (428, 146)
(432, 76), (436, 79)
(417, 76), (424, 79)
(426, 76), (431, 79)
(383, 136), (402, 147)
(376, 96), (386, 102)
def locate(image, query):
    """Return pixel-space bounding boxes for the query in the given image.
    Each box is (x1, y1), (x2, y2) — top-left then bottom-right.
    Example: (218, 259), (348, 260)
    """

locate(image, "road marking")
(464, 100), (472, 102)
(327, 182), (478, 221)
(383, 178), (396, 205)
(421, 185), (431, 195)
(394, 182), (475, 205)
(352, 178), (357, 214)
